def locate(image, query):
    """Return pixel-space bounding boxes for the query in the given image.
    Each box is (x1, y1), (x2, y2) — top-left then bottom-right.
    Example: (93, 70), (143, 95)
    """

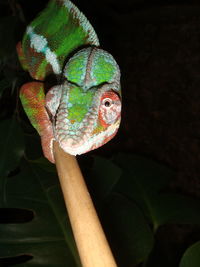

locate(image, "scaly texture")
(21, 0), (99, 80)
(17, 0), (121, 163)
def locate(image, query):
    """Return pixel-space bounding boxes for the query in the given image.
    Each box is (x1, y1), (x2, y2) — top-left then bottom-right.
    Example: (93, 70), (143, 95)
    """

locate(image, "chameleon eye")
(102, 98), (113, 107)
(99, 91), (121, 126)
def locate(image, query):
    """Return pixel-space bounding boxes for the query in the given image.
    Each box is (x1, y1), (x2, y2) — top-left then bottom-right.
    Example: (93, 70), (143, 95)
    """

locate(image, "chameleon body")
(17, 0), (121, 163)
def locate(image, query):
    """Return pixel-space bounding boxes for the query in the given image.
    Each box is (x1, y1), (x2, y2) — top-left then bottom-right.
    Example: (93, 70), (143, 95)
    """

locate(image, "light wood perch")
(53, 141), (117, 267)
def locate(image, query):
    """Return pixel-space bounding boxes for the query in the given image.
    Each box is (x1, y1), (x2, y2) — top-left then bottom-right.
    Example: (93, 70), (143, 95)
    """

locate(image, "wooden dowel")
(53, 142), (117, 267)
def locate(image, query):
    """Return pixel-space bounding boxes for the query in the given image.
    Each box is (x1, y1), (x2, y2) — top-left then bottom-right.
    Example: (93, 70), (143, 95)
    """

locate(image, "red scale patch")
(99, 91), (121, 128)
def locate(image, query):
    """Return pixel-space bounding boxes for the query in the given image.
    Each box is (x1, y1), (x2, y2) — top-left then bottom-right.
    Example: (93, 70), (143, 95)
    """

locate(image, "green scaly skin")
(17, 0), (121, 163)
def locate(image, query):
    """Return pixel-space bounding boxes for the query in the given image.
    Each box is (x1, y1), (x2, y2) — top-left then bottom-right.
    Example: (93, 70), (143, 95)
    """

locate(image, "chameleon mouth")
(58, 139), (88, 156)
(57, 119), (120, 156)
(58, 134), (88, 156)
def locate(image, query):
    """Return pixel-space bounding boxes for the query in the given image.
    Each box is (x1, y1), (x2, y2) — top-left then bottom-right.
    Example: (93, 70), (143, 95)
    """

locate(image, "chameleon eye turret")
(17, 0), (121, 162)
(63, 47), (121, 91)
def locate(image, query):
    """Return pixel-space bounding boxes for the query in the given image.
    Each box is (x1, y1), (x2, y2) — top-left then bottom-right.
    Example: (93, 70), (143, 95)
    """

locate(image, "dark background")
(77, 0), (200, 265)
(69, 0), (200, 200)
(7, 0), (200, 196)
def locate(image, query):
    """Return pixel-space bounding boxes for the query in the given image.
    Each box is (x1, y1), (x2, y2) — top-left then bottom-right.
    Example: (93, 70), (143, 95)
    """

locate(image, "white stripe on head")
(45, 48), (61, 74)
(27, 26), (61, 74)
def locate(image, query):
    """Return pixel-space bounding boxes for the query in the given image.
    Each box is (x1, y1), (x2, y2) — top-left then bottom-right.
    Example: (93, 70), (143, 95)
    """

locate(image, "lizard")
(17, 0), (121, 163)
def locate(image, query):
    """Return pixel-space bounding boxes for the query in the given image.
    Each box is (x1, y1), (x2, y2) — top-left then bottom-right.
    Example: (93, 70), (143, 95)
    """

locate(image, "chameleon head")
(54, 47), (121, 155)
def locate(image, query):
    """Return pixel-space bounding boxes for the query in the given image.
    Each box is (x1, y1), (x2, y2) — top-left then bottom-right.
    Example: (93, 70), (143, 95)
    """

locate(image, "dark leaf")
(0, 16), (18, 60)
(91, 155), (122, 200)
(104, 193), (154, 266)
(113, 153), (200, 230)
(179, 241), (200, 267)
(0, 118), (24, 177)
(0, 78), (11, 97)
(0, 160), (81, 266)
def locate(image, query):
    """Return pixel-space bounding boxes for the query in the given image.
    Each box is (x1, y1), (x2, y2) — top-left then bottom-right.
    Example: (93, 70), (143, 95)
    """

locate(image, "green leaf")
(113, 154), (172, 229)
(113, 153), (200, 230)
(179, 241), (200, 267)
(0, 160), (81, 266)
(114, 153), (172, 193)
(104, 193), (154, 266)
(151, 194), (200, 226)
(91, 156), (122, 200)
(0, 118), (25, 177)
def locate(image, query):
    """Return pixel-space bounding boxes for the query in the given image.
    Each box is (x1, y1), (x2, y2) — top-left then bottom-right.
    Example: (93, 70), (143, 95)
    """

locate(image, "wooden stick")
(53, 142), (117, 267)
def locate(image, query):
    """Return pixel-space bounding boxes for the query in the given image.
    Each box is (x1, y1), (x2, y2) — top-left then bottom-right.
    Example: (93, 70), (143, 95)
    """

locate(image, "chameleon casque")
(17, 0), (121, 163)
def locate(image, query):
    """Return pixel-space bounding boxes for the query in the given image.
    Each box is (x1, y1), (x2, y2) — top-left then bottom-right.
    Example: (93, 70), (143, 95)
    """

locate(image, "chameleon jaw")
(56, 119), (120, 156)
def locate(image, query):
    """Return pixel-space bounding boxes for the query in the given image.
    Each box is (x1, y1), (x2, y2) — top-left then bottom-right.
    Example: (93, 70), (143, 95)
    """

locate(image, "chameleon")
(17, 0), (121, 163)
